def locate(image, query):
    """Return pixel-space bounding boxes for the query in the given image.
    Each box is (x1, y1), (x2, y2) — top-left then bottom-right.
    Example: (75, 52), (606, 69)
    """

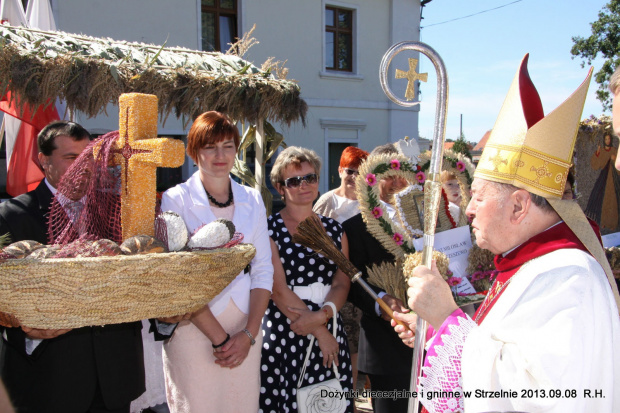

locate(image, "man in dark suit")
(342, 144), (413, 413)
(0, 121), (145, 413)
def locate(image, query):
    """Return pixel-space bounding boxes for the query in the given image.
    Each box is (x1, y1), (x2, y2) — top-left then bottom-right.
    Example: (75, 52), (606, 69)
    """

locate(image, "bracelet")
(211, 333), (230, 349)
(242, 328), (256, 346)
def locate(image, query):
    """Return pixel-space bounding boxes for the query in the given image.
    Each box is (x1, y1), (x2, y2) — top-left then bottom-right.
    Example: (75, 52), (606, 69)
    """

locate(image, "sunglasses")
(343, 168), (359, 177)
(281, 173), (318, 188)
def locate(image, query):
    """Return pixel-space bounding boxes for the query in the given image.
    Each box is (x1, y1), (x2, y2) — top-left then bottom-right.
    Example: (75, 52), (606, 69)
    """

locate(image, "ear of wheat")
(292, 214), (408, 329)
(293, 214), (360, 277)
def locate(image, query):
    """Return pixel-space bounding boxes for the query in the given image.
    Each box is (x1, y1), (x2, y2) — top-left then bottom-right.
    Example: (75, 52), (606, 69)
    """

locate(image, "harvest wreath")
(355, 150), (486, 307)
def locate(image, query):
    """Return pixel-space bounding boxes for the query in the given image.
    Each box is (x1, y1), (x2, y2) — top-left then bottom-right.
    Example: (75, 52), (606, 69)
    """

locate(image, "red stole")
(473, 221), (592, 324)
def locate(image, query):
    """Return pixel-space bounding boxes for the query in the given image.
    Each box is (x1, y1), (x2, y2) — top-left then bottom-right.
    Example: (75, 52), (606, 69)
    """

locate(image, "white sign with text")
(413, 225), (477, 295)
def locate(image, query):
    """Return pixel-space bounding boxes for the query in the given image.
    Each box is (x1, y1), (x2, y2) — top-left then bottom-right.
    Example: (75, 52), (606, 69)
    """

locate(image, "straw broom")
(293, 214), (407, 329)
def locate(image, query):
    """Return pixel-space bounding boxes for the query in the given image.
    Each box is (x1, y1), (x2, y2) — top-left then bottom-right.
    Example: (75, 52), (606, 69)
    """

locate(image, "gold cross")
(114, 93), (185, 240)
(395, 58), (428, 101)
(488, 150), (508, 172)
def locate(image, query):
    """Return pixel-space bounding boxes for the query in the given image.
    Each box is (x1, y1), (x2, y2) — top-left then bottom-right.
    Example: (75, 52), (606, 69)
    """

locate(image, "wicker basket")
(0, 244), (256, 329)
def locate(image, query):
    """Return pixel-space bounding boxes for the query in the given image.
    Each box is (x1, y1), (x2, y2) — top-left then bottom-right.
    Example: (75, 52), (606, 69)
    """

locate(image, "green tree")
(452, 133), (472, 159)
(571, 0), (620, 111)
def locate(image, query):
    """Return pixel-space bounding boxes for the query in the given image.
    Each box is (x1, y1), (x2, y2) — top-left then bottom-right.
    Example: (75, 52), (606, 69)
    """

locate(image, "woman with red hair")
(160, 111), (273, 412)
(313, 146), (369, 223)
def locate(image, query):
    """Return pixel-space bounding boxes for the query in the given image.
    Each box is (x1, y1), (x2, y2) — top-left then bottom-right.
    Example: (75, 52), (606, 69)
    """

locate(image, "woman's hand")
(288, 307), (326, 336)
(157, 312), (192, 324)
(213, 330), (252, 369)
(314, 328), (339, 368)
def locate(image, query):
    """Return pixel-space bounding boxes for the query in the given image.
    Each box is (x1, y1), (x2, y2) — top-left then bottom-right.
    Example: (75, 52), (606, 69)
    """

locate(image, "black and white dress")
(259, 213), (353, 413)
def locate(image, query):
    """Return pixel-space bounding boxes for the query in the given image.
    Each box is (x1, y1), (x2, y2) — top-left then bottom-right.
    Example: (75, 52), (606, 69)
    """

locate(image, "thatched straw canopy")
(0, 23), (307, 126)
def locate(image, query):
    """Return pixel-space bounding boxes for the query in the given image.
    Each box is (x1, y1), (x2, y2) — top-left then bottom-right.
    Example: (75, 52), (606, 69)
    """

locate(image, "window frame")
(200, 0), (238, 52)
(321, 1), (361, 80)
(325, 6), (353, 72)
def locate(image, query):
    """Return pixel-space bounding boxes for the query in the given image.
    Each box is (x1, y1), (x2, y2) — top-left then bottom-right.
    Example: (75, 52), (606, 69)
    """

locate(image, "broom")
(292, 214), (408, 329)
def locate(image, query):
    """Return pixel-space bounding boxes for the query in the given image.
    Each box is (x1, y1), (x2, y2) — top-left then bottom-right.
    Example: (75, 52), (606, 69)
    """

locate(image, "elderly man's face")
(613, 91), (620, 171)
(465, 178), (513, 255)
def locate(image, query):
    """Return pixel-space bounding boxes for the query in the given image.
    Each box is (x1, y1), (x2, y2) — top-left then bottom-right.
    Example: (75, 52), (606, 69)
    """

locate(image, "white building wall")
(44, 0), (421, 193)
(51, 0), (198, 139)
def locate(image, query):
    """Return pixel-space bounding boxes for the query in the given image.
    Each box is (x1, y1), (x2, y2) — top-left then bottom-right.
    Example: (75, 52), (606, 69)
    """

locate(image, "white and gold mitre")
(475, 54), (593, 198)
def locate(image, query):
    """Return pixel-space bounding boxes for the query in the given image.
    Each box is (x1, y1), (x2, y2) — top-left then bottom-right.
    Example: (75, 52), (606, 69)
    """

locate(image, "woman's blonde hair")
(270, 146), (322, 187)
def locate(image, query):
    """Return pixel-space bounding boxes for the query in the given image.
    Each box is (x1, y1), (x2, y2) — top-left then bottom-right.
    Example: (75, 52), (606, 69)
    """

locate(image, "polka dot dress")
(259, 213), (353, 413)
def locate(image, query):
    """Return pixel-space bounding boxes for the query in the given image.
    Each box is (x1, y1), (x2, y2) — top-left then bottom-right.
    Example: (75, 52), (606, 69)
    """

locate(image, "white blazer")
(161, 172), (273, 317)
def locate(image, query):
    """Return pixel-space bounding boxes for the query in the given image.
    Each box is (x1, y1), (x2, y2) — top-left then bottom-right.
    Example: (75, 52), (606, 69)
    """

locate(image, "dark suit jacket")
(0, 181), (145, 413)
(342, 213), (413, 376)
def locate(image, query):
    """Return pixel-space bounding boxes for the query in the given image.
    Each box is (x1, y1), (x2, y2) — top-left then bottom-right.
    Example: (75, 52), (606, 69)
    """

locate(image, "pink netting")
(48, 131), (123, 245)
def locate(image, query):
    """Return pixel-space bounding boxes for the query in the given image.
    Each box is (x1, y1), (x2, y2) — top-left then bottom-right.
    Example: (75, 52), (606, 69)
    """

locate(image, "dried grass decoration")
(0, 24), (307, 127)
(292, 214), (408, 329)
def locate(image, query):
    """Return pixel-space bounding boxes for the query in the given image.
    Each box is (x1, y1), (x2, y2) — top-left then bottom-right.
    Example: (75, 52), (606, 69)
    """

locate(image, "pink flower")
(372, 206), (383, 219)
(456, 161), (466, 172)
(471, 271), (483, 281)
(392, 232), (404, 245)
(447, 277), (462, 286)
(390, 159), (401, 170)
(416, 171), (426, 184)
(366, 173), (377, 186)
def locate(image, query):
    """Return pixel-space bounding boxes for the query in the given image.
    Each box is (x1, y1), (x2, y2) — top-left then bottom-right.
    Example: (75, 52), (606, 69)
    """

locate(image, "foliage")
(452, 133), (472, 160)
(232, 121), (287, 215)
(571, 0), (620, 111)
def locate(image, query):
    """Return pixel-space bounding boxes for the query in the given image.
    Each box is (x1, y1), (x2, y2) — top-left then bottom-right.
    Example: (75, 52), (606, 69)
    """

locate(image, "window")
(201, 0), (237, 52)
(325, 6), (353, 72)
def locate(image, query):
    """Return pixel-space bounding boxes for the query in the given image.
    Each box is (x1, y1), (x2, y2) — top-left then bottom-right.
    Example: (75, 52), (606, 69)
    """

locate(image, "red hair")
(339, 146), (369, 169)
(186, 111), (240, 162)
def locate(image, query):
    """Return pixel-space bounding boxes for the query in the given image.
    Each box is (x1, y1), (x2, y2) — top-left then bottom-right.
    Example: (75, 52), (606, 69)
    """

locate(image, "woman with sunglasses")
(259, 147), (354, 413)
(313, 146), (369, 223)
(159, 111), (273, 413)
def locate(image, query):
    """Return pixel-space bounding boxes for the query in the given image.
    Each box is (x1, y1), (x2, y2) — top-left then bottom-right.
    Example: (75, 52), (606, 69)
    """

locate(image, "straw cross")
(395, 58), (428, 101)
(113, 93), (185, 240)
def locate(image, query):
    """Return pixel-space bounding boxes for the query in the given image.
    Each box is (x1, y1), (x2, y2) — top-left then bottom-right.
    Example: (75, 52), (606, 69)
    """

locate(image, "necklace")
(205, 184), (233, 208)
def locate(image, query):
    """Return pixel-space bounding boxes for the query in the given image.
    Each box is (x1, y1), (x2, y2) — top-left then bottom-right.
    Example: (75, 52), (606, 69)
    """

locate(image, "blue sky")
(415, 0), (610, 143)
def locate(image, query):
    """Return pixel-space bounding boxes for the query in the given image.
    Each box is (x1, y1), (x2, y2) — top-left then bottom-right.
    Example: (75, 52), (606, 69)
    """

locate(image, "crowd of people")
(0, 56), (619, 413)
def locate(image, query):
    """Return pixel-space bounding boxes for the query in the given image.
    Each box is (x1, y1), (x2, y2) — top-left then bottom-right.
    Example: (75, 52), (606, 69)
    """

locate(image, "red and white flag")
(0, 0), (60, 196)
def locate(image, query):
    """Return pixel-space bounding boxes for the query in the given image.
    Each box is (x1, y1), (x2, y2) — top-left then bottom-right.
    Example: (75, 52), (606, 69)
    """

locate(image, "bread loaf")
(26, 246), (61, 260)
(120, 235), (167, 255)
(3, 240), (44, 259)
(78, 239), (122, 258)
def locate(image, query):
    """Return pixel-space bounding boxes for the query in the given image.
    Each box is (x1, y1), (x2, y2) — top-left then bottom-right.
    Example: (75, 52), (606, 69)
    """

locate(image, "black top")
(342, 212), (413, 375)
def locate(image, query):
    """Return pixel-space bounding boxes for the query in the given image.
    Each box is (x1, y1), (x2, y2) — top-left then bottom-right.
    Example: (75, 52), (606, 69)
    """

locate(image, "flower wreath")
(356, 153), (422, 258)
